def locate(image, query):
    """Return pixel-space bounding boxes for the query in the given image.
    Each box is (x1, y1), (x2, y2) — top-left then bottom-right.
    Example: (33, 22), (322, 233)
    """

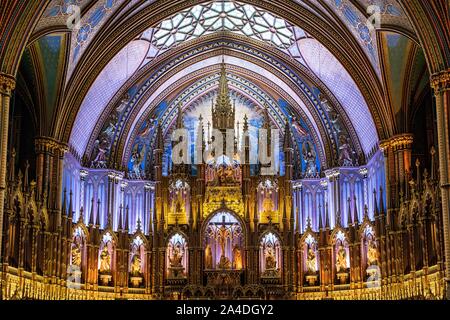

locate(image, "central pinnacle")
(212, 59), (235, 131)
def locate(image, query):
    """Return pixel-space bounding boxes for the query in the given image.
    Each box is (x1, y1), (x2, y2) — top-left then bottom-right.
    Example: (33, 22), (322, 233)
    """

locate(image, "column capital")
(35, 136), (68, 153)
(430, 69), (450, 93)
(379, 134), (414, 151)
(0, 73), (16, 96)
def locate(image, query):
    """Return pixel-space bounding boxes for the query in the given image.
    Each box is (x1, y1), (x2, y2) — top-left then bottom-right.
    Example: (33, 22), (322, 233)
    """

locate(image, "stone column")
(380, 134), (414, 208)
(430, 69), (450, 299)
(0, 73), (15, 264)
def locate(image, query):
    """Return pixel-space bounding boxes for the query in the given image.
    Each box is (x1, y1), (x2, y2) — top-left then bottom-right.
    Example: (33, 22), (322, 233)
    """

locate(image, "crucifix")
(217, 215), (232, 257)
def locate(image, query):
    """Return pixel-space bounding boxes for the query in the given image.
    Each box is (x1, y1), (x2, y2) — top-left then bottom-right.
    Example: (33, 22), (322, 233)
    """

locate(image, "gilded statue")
(169, 247), (183, 268)
(130, 254), (142, 276)
(172, 191), (185, 215)
(218, 254), (232, 269)
(262, 196), (275, 213)
(265, 247), (277, 270)
(71, 244), (82, 267)
(367, 240), (379, 266)
(205, 244), (213, 269)
(232, 245), (243, 270)
(336, 245), (347, 273)
(99, 246), (111, 273)
(306, 248), (317, 274)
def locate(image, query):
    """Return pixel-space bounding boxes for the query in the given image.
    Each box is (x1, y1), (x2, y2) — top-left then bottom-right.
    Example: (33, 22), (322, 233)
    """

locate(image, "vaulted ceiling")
(10, 0), (437, 172)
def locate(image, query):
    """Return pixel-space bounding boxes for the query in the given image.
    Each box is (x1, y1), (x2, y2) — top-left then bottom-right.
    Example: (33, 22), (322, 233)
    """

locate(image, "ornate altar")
(204, 270), (243, 287)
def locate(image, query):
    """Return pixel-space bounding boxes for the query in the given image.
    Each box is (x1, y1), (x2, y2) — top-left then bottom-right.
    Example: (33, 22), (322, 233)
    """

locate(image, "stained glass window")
(153, 1), (295, 50)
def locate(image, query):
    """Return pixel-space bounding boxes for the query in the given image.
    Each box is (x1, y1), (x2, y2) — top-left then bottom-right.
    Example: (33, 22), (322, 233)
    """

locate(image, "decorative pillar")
(325, 169), (341, 227)
(359, 167), (369, 210)
(80, 169), (89, 223)
(0, 73), (15, 264)
(144, 183), (153, 235)
(430, 69), (450, 299)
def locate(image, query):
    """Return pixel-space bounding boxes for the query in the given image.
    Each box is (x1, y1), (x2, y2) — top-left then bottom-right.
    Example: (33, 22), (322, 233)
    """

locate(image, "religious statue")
(262, 195), (275, 212)
(205, 244), (213, 270)
(302, 142), (317, 177)
(217, 224), (229, 257)
(131, 143), (146, 178)
(218, 254), (232, 269)
(104, 112), (118, 138)
(319, 93), (333, 112)
(130, 254), (142, 276)
(306, 248), (317, 274)
(232, 245), (243, 270)
(330, 111), (342, 134)
(367, 240), (379, 266)
(217, 164), (235, 184)
(336, 245), (347, 273)
(99, 246), (111, 274)
(338, 135), (353, 167)
(169, 246), (183, 268)
(92, 136), (109, 166)
(265, 247), (277, 270)
(172, 190), (185, 215)
(71, 244), (82, 267)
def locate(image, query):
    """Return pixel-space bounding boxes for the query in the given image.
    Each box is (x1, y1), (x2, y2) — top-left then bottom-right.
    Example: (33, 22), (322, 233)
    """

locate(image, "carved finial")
(243, 114), (249, 131)
(379, 187), (384, 214)
(89, 198), (95, 225)
(118, 204), (123, 231)
(347, 197), (353, 226)
(17, 169), (23, 186)
(9, 149), (16, 182)
(364, 204), (369, 219)
(430, 147), (436, 180)
(68, 190), (73, 219)
(24, 160), (30, 189)
(136, 217), (142, 232)
(318, 204), (323, 230)
(78, 207), (84, 224)
(176, 102), (184, 129)
(306, 216), (312, 230)
(373, 189), (379, 216)
(125, 205), (130, 232)
(96, 199), (101, 227)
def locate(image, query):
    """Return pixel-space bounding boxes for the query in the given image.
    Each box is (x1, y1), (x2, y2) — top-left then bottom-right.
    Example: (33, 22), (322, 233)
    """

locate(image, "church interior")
(0, 0), (449, 300)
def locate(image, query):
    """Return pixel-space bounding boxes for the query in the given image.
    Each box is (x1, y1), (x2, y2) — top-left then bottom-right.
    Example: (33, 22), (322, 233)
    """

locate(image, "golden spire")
(213, 58), (235, 130)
